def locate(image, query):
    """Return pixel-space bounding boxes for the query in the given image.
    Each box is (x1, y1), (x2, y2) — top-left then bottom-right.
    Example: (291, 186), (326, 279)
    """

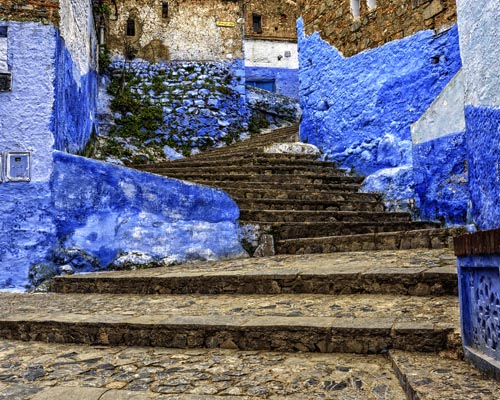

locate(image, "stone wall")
(96, 58), (248, 163)
(103, 0), (243, 62)
(244, 0), (297, 41)
(0, 0), (60, 27)
(300, 0), (456, 57)
(297, 18), (461, 211)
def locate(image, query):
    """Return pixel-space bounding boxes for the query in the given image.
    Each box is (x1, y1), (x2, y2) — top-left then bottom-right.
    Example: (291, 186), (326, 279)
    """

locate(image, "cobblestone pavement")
(0, 340), (405, 399)
(0, 292), (459, 327)
(74, 249), (457, 278)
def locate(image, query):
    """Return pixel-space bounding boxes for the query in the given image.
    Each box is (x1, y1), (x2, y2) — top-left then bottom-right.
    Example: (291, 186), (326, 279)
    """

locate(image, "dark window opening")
(162, 2), (168, 18)
(126, 18), (135, 36)
(252, 14), (262, 33)
(247, 79), (275, 93)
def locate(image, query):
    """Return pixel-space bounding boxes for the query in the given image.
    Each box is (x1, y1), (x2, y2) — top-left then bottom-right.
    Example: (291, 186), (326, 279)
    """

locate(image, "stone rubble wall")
(300, 0), (457, 57)
(0, 0), (60, 27)
(96, 58), (249, 163)
(244, 0), (298, 41)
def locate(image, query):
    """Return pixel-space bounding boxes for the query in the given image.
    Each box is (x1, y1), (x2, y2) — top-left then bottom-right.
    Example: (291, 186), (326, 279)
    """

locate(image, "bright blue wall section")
(0, 184), (56, 289)
(465, 106), (500, 230)
(297, 20), (462, 177)
(245, 66), (299, 98)
(413, 132), (468, 225)
(51, 152), (244, 269)
(53, 32), (98, 153)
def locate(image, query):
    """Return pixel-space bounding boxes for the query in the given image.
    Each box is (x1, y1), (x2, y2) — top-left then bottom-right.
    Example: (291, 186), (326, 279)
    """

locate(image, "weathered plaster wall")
(412, 132), (468, 225)
(54, 0), (98, 153)
(244, 0), (297, 41)
(298, 18), (462, 209)
(52, 152), (245, 269)
(300, 0), (456, 57)
(0, 22), (58, 289)
(244, 39), (298, 98)
(104, 0), (243, 62)
(410, 69), (468, 225)
(457, 0), (500, 230)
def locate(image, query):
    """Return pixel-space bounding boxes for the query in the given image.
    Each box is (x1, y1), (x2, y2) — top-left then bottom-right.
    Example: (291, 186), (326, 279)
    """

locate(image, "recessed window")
(252, 14), (262, 33)
(350, 0), (360, 18)
(162, 2), (168, 18)
(126, 18), (135, 36)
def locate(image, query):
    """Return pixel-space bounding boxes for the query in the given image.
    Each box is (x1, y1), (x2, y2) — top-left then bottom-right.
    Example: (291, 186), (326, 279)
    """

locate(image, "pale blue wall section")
(0, 22), (58, 289)
(413, 132), (468, 225)
(53, 33), (98, 153)
(52, 152), (245, 268)
(297, 19), (462, 207)
(245, 66), (299, 98)
(465, 106), (500, 230)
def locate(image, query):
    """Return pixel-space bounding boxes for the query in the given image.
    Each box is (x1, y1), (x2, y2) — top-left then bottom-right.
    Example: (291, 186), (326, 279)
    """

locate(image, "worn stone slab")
(389, 350), (500, 399)
(0, 292), (459, 353)
(276, 228), (464, 255)
(52, 249), (458, 296)
(0, 339), (406, 399)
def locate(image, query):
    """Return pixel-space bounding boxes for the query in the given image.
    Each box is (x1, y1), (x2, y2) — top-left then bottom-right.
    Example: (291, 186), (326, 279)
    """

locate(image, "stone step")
(0, 292), (458, 354)
(223, 188), (381, 202)
(134, 156), (335, 169)
(185, 150), (318, 162)
(161, 173), (364, 185)
(239, 209), (410, 223)
(187, 127), (300, 158)
(234, 198), (384, 212)
(3, 341), (498, 399)
(139, 165), (345, 177)
(52, 249), (458, 296)
(193, 181), (363, 192)
(246, 221), (441, 239)
(389, 350), (500, 400)
(275, 228), (465, 255)
(0, 340), (410, 399)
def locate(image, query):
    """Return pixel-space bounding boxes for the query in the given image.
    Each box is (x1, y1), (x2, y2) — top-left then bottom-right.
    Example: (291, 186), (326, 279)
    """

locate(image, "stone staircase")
(1, 250), (498, 399)
(1, 125), (498, 399)
(134, 124), (462, 256)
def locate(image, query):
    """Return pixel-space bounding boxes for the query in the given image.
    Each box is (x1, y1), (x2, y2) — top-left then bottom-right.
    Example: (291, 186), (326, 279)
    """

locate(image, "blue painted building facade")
(297, 17), (463, 215)
(0, 5), (245, 289)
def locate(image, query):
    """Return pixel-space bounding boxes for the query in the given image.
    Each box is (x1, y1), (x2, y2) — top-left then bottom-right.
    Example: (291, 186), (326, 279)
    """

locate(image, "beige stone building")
(101, 0), (244, 62)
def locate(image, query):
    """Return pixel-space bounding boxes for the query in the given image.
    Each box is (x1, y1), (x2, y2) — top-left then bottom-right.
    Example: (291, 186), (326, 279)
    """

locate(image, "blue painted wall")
(465, 106), (500, 230)
(52, 152), (244, 268)
(0, 22), (58, 290)
(245, 66), (299, 98)
(413, 132), (468, 225)
(53, 32), (98, 153)
(297, 19), (462, 205)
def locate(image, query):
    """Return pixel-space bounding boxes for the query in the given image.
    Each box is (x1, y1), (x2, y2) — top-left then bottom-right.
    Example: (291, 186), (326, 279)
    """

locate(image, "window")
(126, 18), (135, 36)
(252, 14), (262, 33)
(162, 2), (168, 18)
